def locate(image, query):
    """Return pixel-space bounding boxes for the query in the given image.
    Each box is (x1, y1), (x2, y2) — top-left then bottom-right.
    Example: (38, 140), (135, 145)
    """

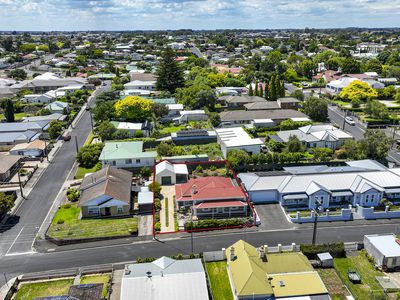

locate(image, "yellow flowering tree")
(340, 80), (378, 103)
(114, 96), (154, 122)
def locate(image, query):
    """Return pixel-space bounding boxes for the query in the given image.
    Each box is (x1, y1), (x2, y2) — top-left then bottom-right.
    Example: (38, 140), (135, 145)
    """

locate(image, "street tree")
(303, 97), (328, 122)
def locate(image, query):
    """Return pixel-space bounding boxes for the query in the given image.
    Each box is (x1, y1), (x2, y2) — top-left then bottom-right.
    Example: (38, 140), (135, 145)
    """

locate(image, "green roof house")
(99, 141), (157, 169)
(225, 240), (329, 299)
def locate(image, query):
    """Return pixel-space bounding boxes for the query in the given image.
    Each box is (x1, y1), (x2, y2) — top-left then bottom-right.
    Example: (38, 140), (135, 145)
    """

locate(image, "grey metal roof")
(220, 109), (308, 122)
(0, 121), (48, 133)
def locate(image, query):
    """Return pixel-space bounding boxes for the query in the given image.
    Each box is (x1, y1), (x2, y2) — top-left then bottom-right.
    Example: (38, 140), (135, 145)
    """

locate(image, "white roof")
(365, 234), (400, 257)
(114, 122), (143, 130)
(156, 161), (188, 175)
(216, 127), (263, 148)
(121, 257), (208, 300)
(180, 110), (205, 115)
(33, 72), (60, 80)
(166, 104), (184, 110)
(328, 77), (357, 89)
(252, 118), (274, 123)
(124, 80), (156, 87)
(138, 191), (153, 205)
(291, 117), (311, 122)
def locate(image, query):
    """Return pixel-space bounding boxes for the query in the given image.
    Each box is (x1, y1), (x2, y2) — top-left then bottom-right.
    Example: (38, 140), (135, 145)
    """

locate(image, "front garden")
(47, 204), (138, 240)
(205, 261), (233, 300)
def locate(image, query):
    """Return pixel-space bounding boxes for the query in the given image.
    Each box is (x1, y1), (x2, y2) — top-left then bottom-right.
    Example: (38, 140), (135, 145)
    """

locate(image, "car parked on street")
(345, 117), (356, 126)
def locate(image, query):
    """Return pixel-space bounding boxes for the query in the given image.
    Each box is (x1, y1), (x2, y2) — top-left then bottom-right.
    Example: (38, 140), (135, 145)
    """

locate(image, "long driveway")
(0, 82), (110, 257)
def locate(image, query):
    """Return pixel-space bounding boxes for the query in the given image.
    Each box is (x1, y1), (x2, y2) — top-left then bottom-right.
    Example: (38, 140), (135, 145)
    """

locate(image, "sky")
(0, 0), (400, 31)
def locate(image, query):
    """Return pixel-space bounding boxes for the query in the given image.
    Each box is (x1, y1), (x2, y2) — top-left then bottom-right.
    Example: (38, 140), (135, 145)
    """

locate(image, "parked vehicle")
(345, 117), (356, 126)
(348, 269), (361, 283)
(63, 134), (71, 141)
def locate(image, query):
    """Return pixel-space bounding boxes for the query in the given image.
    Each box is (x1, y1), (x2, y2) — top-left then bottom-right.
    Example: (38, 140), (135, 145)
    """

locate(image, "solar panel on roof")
(176, 129), (209, 137)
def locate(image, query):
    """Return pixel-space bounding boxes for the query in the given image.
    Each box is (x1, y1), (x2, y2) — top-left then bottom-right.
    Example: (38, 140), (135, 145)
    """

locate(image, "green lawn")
(75, 165), (98, 179)
(334, 253), (385, 299)
(0, 112), (27, 120)
(80, 274), (110, 297)
(15, 279), (74, 300)
(47, 204), (138, 240)
(159, 124), (186, 135)
(206, 261), (233, 300)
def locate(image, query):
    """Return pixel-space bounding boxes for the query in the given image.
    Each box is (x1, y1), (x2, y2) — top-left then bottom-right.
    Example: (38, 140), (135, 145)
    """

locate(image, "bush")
(76, 143), (104, 168)
(155, 198), (161, 211)
(300, 243), (345, 260)
(57, 219), (64, 224)
(154, 222), (161, 232)
(186, 218), (250, 230)
(66, 188), (79, 202)
(62, 203), (71, 209)
(149, 182), (161, 198)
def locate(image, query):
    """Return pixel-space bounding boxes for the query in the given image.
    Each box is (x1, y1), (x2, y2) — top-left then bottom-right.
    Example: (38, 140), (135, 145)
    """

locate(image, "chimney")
(192, 184), (198, 194)
(259, 245), (265, 259)
(230, 246), (235, 261)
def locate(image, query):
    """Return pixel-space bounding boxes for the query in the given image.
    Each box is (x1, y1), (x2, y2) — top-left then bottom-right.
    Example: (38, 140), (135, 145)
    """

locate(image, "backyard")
(47, 204), (138, 240)
(334, 253), (387, 299)
(206, 261), (233, 300)
(15, 279), (74, 300)
(317, 268), (350, 300)
(15, 274), (110, 300)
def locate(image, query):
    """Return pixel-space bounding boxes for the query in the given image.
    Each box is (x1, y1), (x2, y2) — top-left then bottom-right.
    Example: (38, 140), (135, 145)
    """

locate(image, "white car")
(345, 117), (356, 126)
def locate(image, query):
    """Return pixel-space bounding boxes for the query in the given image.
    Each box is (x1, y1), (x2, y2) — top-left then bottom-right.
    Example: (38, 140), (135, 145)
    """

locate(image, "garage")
(249, 190), (278, 204)
(161, 176), (172, 185)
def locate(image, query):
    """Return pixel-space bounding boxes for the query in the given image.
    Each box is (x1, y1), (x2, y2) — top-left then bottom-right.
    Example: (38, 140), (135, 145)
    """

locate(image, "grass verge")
(205, 261), (233, 300)
(165, 197), (169, 227)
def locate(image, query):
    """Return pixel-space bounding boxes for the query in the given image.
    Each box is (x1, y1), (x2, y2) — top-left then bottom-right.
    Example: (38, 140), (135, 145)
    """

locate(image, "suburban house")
(238, 160), (400, 210)
(271, 124), (353, 150)
(99, 141), (157, 169)
(121, 257), (209, 300)
(219, 95), (266, 108)
(21, 91), (56, 104)
(175, 176), (248, 219)
(0, 130), (40, 150)
(226, 240), (329, 300)
(176, 110), (208, 124)
(0, 121), (49, 134)
(9, 139), (47, 157)
(364, 234), (400, 270)
(79, 166), (132, 218)
(155, 160), (188, 185)
(215, 127), (263, 158)
(110, 121), (151, 137)
(23, 113), (66, 123)
(166, 103), (184, 117)
(242, 97), (301, 111)
(124, 80), (156, 91)
(0, 154), (22, 182)
(171, 129), (217, 145)
(219, 110), (309, 127)
(45, 100), (70, 114)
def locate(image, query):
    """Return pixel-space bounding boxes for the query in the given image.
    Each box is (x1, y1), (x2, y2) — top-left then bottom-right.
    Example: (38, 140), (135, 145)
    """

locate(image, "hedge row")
(186, 218), (250, 230)
(300, 242), (346, 260)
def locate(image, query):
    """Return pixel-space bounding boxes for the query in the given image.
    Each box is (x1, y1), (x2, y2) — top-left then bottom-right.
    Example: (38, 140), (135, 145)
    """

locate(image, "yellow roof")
(225, 240), (327, 298)
(271, 272), (328, 297)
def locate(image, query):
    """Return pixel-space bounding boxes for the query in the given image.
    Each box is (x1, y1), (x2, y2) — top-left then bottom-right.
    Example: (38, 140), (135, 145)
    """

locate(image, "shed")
(155, 161), (188, 185)
(317, 252), (333, 268)
(364, 234), (400, 270)
(138, 187), (153, 214)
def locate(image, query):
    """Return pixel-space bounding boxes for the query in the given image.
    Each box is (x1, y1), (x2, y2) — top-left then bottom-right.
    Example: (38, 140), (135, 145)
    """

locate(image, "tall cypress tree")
(275, 76), (282, 99)
(248, 84), (254, 96)
(269, 75), (277, 101)
(264, 81), (269, 100)
(156, 47), (185, 94)
(280, 80), (286, 97)
(254, 81), (258, 97)
(258, 83), (263, 97)
(5, 99), (15, 122)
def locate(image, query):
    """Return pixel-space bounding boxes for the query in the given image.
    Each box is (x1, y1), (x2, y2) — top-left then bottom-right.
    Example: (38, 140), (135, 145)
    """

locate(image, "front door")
(104, 207), (111, 216)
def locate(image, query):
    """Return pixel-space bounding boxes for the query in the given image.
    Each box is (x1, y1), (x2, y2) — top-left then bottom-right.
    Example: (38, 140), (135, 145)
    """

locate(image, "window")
(371, 194), (375, 201)
(125, 159), (132, 164)
(88, 207), (99, 215)
(111, 161), (116, 166)
(136, 159), (141, 164)
(117, 206), (124, 214)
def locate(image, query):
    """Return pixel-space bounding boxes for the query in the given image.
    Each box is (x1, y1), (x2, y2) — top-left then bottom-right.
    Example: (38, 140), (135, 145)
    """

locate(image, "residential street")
(1, 220), (400, 286)
(0, 82), (111, 257)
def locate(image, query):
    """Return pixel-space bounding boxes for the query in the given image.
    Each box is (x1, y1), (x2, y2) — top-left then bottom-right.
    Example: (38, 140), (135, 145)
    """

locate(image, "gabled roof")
(175, 176), (245, 202)
(79, 166), (132, 206)
(0, 154), (21, 173)
(99, 141), (157, 160)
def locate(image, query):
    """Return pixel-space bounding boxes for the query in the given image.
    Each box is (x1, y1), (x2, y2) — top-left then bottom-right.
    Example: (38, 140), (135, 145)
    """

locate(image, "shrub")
(186, 218), (250, 230)
(62, 203), (71, 209)
(154, 222), (161, 231)
(57, 219), (64, 224)
(149, 182), (161, 198)
(76, 143), (104, 168)
(155, 198), (161, 211)
(300, 243), (346, 259)
(66, 188), (79, 202)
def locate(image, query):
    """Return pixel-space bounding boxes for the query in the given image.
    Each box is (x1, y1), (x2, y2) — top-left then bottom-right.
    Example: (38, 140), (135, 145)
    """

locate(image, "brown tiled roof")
(79, 166), (132, 206)
(0, 154), (21, 174)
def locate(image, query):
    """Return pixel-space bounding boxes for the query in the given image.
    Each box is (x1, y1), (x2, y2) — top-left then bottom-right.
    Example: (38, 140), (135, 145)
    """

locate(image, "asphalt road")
(1, 220), (400, 285)
(0, 82), (110, 257)
(328, 105), (400, 164)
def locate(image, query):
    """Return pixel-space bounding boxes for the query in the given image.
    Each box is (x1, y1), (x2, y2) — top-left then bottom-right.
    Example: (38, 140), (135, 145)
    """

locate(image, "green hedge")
(300, 243), (346, 260)
(186, 218), (250, 230)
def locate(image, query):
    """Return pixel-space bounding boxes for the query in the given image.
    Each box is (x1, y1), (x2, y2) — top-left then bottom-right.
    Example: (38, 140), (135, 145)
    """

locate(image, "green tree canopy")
(303, 97), (328, 122)
(114, 96), (153, 122)
(339, 80), (378, 103)
(156, 47), (185, 94)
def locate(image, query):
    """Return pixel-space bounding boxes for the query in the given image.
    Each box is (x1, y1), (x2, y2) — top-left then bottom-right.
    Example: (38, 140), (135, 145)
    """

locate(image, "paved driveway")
(138, 215), (153, 237)
(254, 204), (295, 230)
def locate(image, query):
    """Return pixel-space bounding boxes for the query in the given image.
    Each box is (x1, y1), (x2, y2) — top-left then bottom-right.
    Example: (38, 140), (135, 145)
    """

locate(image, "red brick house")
(175, 176), (248, 219)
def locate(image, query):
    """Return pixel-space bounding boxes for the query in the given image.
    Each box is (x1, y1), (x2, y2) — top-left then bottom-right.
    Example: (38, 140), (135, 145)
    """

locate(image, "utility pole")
(74, 136), (79, 154)
(17, 171), (24, 199)
(190, 204), (194, 254)
(342, 110), (347, 130)
(87, 108), (94, 131)
(44, 139), (49, 162)
(312, 198), (322, 245)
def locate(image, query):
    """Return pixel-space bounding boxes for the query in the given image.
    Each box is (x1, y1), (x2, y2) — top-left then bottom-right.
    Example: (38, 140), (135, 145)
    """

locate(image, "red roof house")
(175, 176), (248, 219)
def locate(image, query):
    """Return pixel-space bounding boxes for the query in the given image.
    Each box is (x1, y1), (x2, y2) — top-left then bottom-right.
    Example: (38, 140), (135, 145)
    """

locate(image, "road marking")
(5, 226), (25, 256)
(5, 251), (35, 257)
